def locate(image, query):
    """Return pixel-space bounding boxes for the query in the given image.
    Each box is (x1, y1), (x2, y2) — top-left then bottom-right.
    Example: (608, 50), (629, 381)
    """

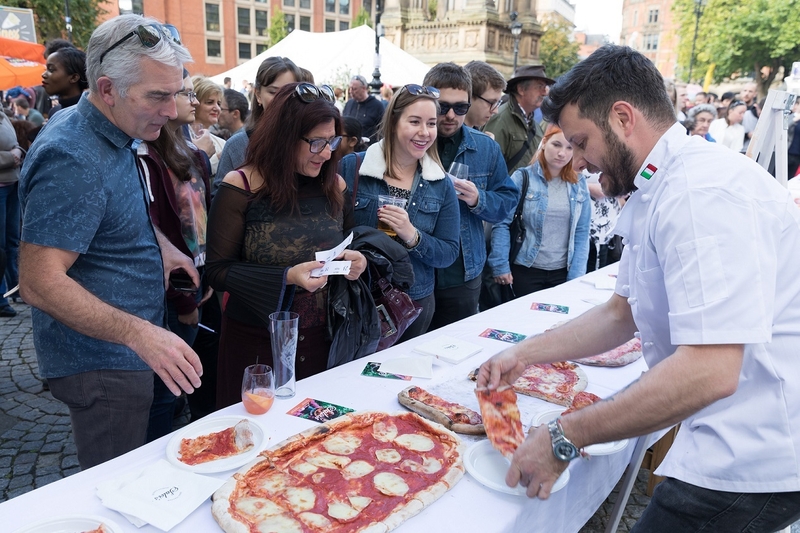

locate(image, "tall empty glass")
(269, 311), (299, 399)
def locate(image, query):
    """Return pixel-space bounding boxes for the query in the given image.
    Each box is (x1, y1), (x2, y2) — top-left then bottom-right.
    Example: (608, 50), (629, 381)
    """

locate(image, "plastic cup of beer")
(377, 195), (407, 237)
(241, 364), (275, 415)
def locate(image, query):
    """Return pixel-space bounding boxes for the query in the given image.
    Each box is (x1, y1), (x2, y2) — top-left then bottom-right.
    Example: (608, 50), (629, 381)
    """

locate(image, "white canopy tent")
(209, 25), (430, 89)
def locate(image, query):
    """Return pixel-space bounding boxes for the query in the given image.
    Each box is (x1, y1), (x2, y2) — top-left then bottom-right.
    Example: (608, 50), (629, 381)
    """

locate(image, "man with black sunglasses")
(18, 15), (203, 470)
(422, 63), (519, 330)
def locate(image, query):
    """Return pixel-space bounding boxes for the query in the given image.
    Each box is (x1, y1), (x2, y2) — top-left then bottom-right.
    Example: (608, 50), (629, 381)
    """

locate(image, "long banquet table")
(1, 264), (654, 533)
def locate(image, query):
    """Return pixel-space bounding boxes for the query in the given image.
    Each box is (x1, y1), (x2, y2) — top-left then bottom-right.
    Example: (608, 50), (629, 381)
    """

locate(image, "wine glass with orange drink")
(241, 364), (275, 414)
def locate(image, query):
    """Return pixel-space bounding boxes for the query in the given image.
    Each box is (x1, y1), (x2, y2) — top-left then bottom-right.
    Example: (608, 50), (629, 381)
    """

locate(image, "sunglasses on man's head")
(99, 23), (181, 64)
(438, 101), (471, 116)
(294, 83), (336, 104)
(403, 84), (440, 98)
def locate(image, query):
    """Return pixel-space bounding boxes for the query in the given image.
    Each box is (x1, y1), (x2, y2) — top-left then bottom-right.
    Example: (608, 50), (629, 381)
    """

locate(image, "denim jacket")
(339, 142), (460, 301)
(444, 125), (519, 281)
(488, 161), (590, 281)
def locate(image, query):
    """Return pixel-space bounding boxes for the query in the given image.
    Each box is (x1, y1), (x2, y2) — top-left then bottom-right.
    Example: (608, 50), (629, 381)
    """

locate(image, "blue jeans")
(632, 477), (800, 533)
(0, 182), (20, 290)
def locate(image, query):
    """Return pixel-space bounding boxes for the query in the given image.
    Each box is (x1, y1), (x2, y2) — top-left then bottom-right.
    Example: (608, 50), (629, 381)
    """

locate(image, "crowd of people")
(8, 13), (800, 532)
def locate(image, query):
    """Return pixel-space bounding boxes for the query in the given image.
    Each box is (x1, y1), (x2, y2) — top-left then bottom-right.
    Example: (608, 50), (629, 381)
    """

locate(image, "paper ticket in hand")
(311, 261), (351, 277)
(315, 232), (353, 264)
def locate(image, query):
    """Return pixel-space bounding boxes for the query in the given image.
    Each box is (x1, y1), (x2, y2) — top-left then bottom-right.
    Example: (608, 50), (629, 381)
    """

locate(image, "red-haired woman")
(488, 124), (590, 297)
(205, 83), (367, 408)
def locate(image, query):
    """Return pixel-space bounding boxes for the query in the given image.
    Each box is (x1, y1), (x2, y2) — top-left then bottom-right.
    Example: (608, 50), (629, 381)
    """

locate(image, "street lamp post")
(687, 0), (707, 82)
(64, 0), (73, 43)
(368, 0), (384, 96)
(510, 11), (523, 73)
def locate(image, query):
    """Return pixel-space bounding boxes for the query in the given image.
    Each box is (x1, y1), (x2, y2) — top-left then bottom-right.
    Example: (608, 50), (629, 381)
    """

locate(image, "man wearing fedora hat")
(485, 65), (555, 173)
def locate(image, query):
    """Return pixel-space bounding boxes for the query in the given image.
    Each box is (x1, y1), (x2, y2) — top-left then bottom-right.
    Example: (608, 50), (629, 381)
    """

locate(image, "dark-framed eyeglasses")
(438, 101), (471, 116)
(99, 23), (181, 65)
(403, 84), (440, 98)
(302, 136), (342, 153)
(177, 90), (197, 102)
(294, 83), (335, 103)
(476, 94), (501, 112)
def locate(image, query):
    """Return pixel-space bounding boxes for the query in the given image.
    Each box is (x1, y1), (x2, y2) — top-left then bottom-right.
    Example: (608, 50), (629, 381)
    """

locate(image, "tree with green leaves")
(673, 0), (800, 96)
(6, 0), (103, 49)
(269, 7), (289, 47)
(537, 17), (580, 80)
(353, 7), (372, 28)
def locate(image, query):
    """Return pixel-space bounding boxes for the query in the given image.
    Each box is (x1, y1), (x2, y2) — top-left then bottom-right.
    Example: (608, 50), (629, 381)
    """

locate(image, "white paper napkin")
(96, 459), (225, 531)
(379, 356), (434, 378)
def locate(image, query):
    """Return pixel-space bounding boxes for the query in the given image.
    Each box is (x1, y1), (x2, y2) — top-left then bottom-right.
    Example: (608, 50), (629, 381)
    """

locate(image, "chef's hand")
(507, 425), (568, 499)
(476, 346), (527, 390)
(454, 179), (479, 207)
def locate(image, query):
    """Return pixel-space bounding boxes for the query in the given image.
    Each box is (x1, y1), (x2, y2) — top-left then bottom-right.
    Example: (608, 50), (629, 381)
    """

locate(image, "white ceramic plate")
(464, 440), (569, 496)
(531, 409), (629, 456)
(166, 415), (265, 474)
(12, 515), (124, 533)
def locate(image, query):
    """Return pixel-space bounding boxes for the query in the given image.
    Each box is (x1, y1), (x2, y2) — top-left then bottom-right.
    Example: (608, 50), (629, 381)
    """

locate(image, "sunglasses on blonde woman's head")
(294, 83), (335, 104)
(99, 23), (181, 64)
(402, 84), (440, 98)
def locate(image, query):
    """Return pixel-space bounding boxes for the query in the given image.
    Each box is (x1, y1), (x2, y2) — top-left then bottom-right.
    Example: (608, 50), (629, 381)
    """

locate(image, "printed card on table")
(530, 302), (569, 314)
(479, 328), (527, 344)
(361, 362), (412, 381)
(287, 398), (355, 423)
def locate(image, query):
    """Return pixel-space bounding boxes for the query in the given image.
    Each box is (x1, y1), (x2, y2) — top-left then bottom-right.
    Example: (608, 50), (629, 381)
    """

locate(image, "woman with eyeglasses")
(339, 85), (460, 340)
(488, 123), (590, 298)
(137, 69), (213, 438)
(214, 57), (302, 193)
(206, 82), (367, 409)
(708, 100), (747, 152)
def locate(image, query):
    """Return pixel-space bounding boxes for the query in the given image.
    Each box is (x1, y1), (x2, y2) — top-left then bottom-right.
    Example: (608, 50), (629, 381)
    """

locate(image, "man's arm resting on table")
(479, 293), (638, 389)
(19, 242), (202, 396)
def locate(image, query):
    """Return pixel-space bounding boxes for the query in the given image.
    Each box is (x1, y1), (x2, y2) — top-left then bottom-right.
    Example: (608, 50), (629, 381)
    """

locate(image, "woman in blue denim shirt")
(339, 85), (460, 340)
(489, 124), (589, 297)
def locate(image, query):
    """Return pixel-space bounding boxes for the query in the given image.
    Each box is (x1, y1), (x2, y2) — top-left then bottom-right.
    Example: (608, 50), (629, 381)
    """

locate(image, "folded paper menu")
(96, 459), (224, 531)
(379, 356), (434, 379)
(412, 335), (483, 364)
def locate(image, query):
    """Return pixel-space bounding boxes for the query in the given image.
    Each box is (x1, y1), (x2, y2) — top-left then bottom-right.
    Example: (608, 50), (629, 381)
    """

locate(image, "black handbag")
(508, 167), (530, 263)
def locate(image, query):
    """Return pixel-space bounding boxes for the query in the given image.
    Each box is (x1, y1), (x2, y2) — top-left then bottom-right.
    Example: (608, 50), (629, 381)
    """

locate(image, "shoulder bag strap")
(515, 168), (530, 218)
(506, 125), (536, 170)
(351, 153), (362, 208)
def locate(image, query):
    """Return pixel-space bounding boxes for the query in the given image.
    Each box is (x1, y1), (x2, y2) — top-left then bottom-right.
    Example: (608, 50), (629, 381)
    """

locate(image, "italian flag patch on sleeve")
(640, 164), (657, 179)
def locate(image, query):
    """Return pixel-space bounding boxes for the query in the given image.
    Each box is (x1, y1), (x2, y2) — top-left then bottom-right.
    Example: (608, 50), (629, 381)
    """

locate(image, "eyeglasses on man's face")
(99, 23), (181, 65)
(177, 90), (197, 102)
(302, 136), (342, 154)
(476, 94), (500, 112)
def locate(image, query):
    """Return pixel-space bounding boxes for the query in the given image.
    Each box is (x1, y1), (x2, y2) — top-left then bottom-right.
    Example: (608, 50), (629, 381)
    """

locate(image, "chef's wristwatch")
(548, 418), (581, 462)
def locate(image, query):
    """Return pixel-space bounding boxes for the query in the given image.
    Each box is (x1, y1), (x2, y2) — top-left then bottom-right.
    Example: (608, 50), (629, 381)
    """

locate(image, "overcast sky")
(572, 0), (624, 43)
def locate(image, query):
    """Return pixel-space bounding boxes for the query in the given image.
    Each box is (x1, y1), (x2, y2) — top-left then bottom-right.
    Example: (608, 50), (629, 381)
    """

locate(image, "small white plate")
(12, 515), (124, 533)
(531, 409), (629, 456)
(464, 440), (569, 496)
(166, 415), (265, 474)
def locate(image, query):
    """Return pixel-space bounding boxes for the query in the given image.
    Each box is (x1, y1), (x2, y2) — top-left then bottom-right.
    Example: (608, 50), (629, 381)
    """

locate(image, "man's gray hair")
(86, 14), (192, 96)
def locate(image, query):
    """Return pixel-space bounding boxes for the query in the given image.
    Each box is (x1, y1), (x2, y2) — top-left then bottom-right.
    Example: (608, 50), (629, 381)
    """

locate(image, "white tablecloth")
(2, 265), (650, 533)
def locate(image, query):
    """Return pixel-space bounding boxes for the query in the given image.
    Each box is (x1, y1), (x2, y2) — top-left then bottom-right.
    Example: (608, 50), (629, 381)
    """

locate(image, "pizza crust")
(397, 387), (486, 436)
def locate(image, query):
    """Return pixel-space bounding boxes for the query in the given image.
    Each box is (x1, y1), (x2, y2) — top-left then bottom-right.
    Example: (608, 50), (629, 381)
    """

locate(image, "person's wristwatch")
(547, 418), (580, 462)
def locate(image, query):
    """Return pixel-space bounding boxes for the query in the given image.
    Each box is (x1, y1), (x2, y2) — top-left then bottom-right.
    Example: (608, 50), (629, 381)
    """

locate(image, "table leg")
(604, 434), (652, 533)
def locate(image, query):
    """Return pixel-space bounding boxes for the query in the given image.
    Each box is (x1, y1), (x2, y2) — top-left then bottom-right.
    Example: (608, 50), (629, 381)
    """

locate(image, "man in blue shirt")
(18, 15), (202, 469)
(422, 63), (519, 329)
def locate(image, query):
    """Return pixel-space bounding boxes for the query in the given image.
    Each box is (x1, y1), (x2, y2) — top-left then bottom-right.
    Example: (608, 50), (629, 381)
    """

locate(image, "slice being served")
(178, 419), (255, 466)
(474, 387), (525, 459)
(398, 386), (485, 435)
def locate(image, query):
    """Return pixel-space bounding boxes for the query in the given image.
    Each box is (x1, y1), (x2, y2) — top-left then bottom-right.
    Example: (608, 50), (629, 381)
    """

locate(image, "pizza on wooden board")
(178, 419), (255, 466)
(397, 386), (485, 435)
(469, 362), (588, 408)
(474, 387), (525, 459)
(211, 411), (464, 533)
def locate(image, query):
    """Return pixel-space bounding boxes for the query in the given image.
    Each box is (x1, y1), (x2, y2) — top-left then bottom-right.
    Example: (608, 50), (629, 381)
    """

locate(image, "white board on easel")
(746, 89), (798, 187)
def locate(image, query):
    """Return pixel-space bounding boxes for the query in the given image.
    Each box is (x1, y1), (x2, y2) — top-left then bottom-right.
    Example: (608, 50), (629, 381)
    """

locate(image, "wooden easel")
(746, 89), (798, 186)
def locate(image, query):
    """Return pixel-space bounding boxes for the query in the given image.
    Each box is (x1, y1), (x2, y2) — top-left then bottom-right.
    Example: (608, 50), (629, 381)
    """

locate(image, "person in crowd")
(42, 46), (88, 118)
(716, 90), (735, 118)
(463, 60), (506, 136)
(340, 116), (366, 157)
(206, 82), (367, 409)
(708, 100), (747, 152)
(739, 81), (758, 108)
(485, 65), (555, 173)
(343, 74), (384, 144)
(217, 89), (248, 140)
(138, 70), (213, 440)
(223, 76), (231, 90)
(190, 76), (226, 178)
(18, 15), (202, 470)
(0, 110), (23, 317)
(788, 99), (800, 178)
(298, 67), (315, 84)
(742, 96), (763, 153)
(488, 123), (590, 297)
(333, 86), (345, 113)
(684, 103), (717, 141)
(693, 91), (709, 105)
(33, 39), (74, 117)
(422, 63), (518, 329)
(674, 82), (689, 121)
(339, 84), (460, 339)
(215, 56), (302, 193)
(478, 46), (800, 532)
(13, 97), (44, 126)
(585, 170), (624, 273)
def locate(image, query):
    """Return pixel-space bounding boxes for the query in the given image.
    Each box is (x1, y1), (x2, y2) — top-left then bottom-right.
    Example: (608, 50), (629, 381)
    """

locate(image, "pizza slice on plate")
(574, 338), (642, 367)
(474, 387), (525, 459)
(178, 419), (255, 466)
(397, 386), (485, 435)
(561, 391), (602, 415)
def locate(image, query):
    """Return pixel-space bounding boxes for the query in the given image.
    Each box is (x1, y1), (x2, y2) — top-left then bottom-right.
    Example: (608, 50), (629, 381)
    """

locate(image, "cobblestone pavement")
(1, 302), (798, 533)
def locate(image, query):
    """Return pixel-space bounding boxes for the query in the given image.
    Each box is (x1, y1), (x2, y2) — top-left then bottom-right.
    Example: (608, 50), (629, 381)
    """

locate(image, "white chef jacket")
(614, 123), (800, 493)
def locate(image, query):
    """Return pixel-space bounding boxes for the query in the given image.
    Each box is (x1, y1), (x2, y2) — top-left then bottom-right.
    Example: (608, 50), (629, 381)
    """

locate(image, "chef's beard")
(599, 127), (639, 198)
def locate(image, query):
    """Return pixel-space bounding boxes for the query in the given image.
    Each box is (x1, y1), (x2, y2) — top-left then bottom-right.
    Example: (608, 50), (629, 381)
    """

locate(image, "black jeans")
(509, 264), (568, 298)
(632, 477), (800, 533)
(429, 276), (482, 331)
(398, 292), (435, 343)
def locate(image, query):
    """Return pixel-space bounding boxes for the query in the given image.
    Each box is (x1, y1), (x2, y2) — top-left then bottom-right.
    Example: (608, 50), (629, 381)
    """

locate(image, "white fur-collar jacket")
(358, 140), (446, 182)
